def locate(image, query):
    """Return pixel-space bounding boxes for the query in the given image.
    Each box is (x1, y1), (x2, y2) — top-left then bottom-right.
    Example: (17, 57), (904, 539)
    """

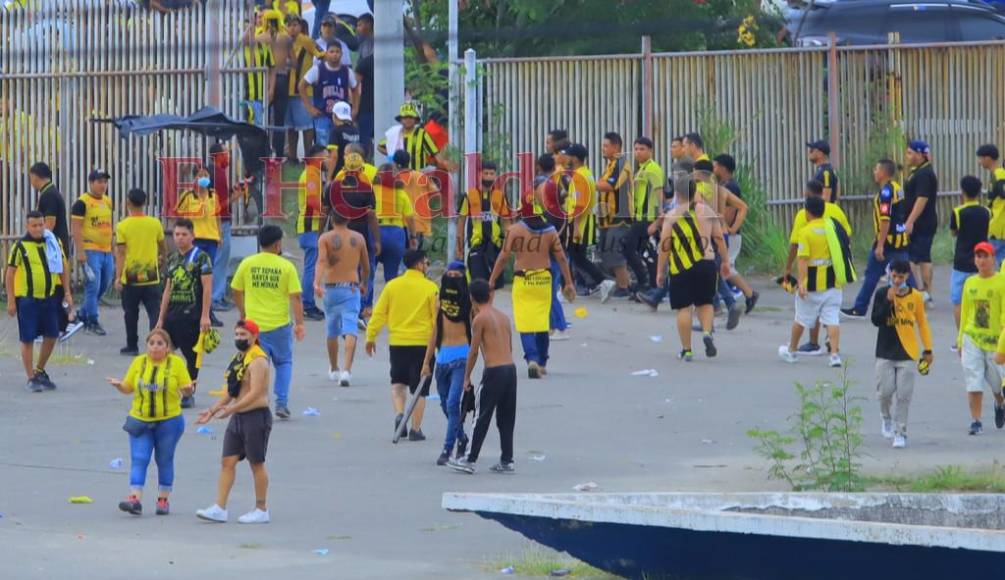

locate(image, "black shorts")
(909, 231), (934, 263)
(389, 345), (430, 395)
(223, 407), (273, 464)
(668, 259), (717, 310)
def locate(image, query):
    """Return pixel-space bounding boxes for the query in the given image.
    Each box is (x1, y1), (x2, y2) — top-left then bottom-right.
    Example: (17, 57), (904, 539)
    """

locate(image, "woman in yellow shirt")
(107, 329), (193, 516)
(177, 167), (221, 262)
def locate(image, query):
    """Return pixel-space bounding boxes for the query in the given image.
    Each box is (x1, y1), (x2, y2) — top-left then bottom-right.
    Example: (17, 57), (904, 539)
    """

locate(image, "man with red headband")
(196, 319), (273, 524)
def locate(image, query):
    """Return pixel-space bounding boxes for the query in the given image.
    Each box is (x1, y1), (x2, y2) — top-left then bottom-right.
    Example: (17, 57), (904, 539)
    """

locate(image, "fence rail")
(480, 40), (1005, 226)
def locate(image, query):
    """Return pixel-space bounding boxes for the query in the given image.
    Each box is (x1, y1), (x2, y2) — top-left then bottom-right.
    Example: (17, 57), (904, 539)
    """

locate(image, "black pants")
(163, 315), (200, 381)
(568, 242), (606, 289)
(624, 221), (654, 288)
(468, 242), (504, 288)
(271, 74), (289, 156)
(122, 284), (161, 349)
(55, 285), (69, 331)
(467, 364), (517, 464)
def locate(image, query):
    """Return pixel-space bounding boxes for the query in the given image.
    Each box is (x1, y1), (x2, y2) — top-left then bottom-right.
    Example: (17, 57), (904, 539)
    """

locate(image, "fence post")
(460, 48), (478, 262)
(641, 35), (653, 139)
(827, 32), (840, 169)
(206, 0), (222, 109)
(446, 0), (459, 262)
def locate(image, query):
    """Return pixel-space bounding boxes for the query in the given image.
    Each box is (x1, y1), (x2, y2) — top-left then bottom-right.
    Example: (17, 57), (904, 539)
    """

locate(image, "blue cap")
(447, 260), (466, 272)
(908, 140), (930, 156)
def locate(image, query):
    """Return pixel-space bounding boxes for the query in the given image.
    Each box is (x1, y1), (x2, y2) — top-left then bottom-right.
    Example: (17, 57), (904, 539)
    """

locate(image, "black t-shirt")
(165, 247), (213, 318)
(950, 202), (990, 273)
(329, 176), (376, 244)
(356, 55), (374, 115)
(904, 162), (939, 234)
(36, 182), (69, 251)
(813, 163), (839, 203)
(330, 123), (361, 176)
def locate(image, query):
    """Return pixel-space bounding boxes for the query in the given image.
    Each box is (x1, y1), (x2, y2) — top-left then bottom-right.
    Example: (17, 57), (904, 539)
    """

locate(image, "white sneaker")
(328, 367), (340, 382)
(237, 508), (270, 524)
(892, 434), (907, 449)
(881, 418), (894, 439)
(339, 371), (351, 387)
(196, 504), (228, 523)
(60, 320), (85, 343)
(598, 279), (616, 303)
(828, 353), (843, 368)
(551, 329), (571, 342)
(557, 291), (567, 304)
(778, 345), (797, 364)
(922, 291), (932, 305)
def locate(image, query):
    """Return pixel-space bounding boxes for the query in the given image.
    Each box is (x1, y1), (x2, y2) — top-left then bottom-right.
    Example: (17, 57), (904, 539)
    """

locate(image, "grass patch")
(48, 343), (91, 366)
(870, 465), (1005, 493)
(486, 547), (619, 578)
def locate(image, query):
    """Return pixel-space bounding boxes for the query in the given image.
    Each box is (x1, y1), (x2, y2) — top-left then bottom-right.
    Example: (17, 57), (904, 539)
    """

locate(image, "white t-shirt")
(303, 61), (359, 88)
(316, 37), (352, 67)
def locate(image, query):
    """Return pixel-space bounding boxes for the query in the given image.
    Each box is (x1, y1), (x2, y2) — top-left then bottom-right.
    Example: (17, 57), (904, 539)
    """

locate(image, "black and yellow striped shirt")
(987, 167), (1005, 239)
(873, 180), (909, 250)
(402, 127), (440, 170)
(667, 209), (705, 276)
(599, 156), (632, 228)
(244, 27), (274, 104)
(6, 235), (63, 299)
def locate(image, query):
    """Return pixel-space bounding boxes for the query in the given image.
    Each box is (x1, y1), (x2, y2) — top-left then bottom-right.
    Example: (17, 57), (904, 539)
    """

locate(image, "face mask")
(197, 177), (211, 189)
(481, 179), (494, 189)
(234, 339), (251, 352)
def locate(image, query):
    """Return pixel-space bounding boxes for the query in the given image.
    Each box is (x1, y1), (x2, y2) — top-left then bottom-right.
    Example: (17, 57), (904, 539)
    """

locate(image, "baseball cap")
(237, 319), (261, 336)
(806, 139), (830, 155)
(974, 241), (995, 256)
(332, 101), (352, 121)
(88, 169), (111, 181)
(396, 102), (420, 121)
(321, 13), (337, 25)
(566, 143), (587, 162)
(908, 140), (931, 156)
(447, 260), (466, 272)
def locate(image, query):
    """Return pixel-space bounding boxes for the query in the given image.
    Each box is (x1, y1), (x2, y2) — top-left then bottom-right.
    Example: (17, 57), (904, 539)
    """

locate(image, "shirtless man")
(196, 320), (273, 524)
(448, 279), (518, 474)
(488, 216), (575, 379)
(315, 211), (370, 386)
(422, 262), (473, 466)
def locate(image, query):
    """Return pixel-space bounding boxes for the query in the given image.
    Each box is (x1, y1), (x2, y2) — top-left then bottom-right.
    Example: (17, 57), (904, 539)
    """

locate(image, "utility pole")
(373, 0), (405, 165)
(446, 0), (459, 262)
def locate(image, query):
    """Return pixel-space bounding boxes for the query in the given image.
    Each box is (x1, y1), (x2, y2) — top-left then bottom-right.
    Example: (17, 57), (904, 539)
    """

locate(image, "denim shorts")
(285, 98), (312, 131)
(950, 269), (974, 305)
(16, 296), (60, 343)
(324, 284), (361, 338)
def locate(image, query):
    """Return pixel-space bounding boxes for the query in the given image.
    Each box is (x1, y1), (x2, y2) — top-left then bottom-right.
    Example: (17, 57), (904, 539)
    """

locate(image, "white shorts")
(794, 287), (842, 329)
(961, 334), (1004, 394)
(727, 234), (742, 270)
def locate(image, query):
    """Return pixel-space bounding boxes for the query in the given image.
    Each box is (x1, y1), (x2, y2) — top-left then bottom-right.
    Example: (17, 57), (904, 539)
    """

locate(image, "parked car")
(787, 0), (1005, 46)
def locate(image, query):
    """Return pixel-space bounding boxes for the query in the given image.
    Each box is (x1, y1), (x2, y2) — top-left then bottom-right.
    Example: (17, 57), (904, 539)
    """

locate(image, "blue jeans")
(212, 221), (232, 304)
(259, 324), (294, 407)
(363, 231), (378, 309)
(195, 239), (218, 263)
(520, 332), (550, 366)
(550, 258), (568, 331)
(246, 100), (265, 127)
(992, 239), (1005, 269)
(311, 0), (331, 38)
(435, 358), (468, 453)
(125, 415), (185, 492)
(852, 247), (911, 313)
(357, 111), (374, 155)
(646, 278), (671, 305)
(313, 115), (334, 147)
(81, 250), (114, 324)
(377, 226), (406, 283)
(299, 231), (319, 311)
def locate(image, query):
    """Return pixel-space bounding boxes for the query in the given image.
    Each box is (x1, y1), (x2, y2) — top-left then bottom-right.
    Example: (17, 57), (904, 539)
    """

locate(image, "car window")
(799, 6), (888, 39)
(887, 5), (952, 43)
(955, 8), (1005, 40)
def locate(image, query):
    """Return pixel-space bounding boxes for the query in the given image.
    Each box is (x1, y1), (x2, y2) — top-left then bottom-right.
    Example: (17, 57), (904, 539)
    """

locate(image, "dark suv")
(787, 0), (1005, 45)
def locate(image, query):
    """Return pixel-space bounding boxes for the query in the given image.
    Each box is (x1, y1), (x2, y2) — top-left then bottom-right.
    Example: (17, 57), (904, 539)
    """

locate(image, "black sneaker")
(455, 435), (469, 459)
(797, 342), (825, 356)
(678, 349), (693, 362)
(33, 369), (57, 390)
(489, 462), (515, 474)
(703, 334), (717, 358)
(210, 311), (224, 328)
(89, 322), (107, 336)
(995, 405), (1005, 429)
(275, 405), (291, 420)
(745, 290), (760, 314)
(840, 308), (866, 319)
(118, 495), (142, 515)
(120, 346), (139, 356)
(304, 308), (325, 321)
(25, 378), (44, 393)
(180, 395), (195, 409)
(155, 498), (170, 516)
(637, 291), (660, 312)
(726, 305), (742, 330)
(969, 420), (983, 435)
(437, 450), (451, 466)
(408, 428), (426, 441)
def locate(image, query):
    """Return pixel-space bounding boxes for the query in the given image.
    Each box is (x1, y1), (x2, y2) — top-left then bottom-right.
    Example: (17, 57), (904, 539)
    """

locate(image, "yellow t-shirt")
(124, 353), (192, 422)
(960, 272), (1005, 351)
(6, 236), (63, 298)
(365, 270), (439, 346)
(789, 202), (852, 244)
(297, 165), (324, 234)
(115, 216), (164, 286)
(988, 167), (1005, 239)
(176, 191), (221, 241)
(71, 193), (114, 252)
(399, 170), (437, 235)
(569, 165), (597, 240)
(376, 183), (414, 227)
(230, 252), (303, 332)
(796, 218), (839, 291)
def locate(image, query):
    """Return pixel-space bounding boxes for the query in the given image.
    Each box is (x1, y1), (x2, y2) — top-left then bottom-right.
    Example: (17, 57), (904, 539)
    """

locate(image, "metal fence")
(0, 0), (260, 260)
(480, 40), (1005, 226)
